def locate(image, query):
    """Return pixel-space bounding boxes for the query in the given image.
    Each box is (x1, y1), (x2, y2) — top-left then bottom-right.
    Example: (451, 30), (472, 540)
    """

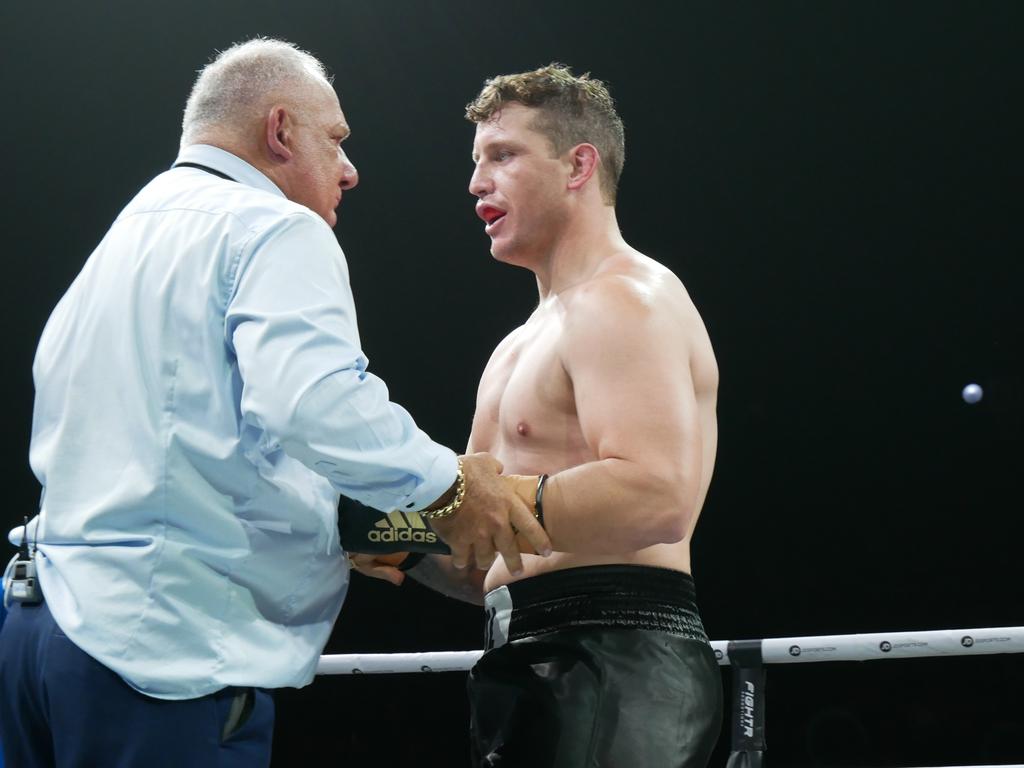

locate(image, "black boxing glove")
(337, 495), (451, 555)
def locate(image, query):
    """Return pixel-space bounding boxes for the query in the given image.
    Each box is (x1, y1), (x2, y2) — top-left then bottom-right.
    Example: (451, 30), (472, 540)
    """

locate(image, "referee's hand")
(431, 453), (551, 574)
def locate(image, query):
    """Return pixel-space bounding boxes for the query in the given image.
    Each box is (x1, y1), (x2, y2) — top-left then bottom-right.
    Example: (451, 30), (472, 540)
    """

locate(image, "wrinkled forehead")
(299, 78), (350, 132)
(310, 77), (343, 114)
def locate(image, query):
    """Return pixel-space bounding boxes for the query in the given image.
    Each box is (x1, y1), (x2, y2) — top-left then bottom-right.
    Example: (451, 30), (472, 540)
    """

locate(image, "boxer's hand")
(429, 453), (552, 575)
(348, 552), (410, 587)
(503, 473), (548, 555)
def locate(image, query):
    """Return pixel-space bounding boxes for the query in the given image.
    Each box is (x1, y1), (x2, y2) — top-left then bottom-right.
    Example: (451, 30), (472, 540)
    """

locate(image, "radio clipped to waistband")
(4, 553), (42, 605)
(3, 515), (43, 606)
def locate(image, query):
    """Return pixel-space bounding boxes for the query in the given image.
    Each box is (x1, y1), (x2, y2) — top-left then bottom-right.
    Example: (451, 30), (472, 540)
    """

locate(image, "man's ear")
(265, 105), (294, 163)
(566, 143), (600, 191)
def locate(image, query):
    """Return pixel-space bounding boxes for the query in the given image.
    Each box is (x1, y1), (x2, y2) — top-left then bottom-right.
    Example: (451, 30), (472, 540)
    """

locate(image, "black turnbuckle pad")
(725, 639), (766, 768)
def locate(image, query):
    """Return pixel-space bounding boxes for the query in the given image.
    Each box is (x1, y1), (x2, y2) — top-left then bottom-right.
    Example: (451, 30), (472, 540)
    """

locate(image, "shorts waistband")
(482, 564), (709, 650)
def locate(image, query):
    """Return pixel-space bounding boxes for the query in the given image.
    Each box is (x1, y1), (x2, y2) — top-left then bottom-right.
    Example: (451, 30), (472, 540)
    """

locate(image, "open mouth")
(477, 204), (507, 232)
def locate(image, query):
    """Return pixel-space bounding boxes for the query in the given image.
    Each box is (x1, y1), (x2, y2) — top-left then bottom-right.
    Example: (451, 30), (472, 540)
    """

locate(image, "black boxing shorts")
(468, 564), (722, 768)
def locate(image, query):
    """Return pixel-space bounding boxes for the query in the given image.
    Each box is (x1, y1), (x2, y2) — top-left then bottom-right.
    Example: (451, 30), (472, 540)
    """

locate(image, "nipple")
(516, 421), (530, 437)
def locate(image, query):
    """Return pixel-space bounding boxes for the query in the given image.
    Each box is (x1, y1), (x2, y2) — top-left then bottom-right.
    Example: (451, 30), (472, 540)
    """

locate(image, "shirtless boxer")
(348, 64), (722, 766)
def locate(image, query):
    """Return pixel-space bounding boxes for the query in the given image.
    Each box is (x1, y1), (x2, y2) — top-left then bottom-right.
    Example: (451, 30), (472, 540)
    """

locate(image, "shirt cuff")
(392, 449), (459, 513)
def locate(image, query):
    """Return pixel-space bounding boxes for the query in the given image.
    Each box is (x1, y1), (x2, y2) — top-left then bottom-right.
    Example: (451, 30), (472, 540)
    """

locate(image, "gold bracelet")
(419, 459), (466, 520)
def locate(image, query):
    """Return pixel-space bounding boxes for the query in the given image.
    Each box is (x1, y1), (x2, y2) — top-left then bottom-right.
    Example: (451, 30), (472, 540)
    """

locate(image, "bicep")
(565, 299), (702, 477)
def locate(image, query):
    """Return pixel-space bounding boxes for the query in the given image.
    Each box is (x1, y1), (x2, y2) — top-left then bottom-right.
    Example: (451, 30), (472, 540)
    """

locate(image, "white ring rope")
(317, 650), (483, 675)
(721, 625), (1024, 665)
(316, 625), (1024, 675)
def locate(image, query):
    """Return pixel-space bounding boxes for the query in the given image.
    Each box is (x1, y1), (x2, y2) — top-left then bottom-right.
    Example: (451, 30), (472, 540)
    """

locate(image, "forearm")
(406, 554), (487, 606)
(533, 458), (695, 554)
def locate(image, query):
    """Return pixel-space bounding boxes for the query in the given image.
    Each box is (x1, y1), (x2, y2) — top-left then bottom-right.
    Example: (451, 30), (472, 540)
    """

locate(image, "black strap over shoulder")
(172, 161), (236, 182)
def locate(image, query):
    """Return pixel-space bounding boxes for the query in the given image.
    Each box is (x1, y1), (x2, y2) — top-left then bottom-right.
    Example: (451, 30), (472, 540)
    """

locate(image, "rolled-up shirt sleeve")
(225, 212), (457, 512)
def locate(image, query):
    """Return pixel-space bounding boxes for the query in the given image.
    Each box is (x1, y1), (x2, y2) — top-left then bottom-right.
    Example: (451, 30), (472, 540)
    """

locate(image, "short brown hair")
(466, 63), (625, 204)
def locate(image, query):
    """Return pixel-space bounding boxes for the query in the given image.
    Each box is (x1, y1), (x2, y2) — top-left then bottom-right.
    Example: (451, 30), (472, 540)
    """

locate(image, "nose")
(340, 150), (359, 191)
(468, 162), (491, 198)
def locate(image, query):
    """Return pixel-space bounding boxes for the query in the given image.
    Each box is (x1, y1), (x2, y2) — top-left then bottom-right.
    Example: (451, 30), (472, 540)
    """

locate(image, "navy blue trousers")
(0, 601), (274, 768)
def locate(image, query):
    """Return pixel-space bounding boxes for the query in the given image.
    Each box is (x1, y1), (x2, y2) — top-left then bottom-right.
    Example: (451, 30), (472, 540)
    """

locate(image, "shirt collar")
(172, 144), (286, 199)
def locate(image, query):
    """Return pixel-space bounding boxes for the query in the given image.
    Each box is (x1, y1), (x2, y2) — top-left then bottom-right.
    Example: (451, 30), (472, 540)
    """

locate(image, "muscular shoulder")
(563, 253), (696, 338)
(560, 252), (717, 386)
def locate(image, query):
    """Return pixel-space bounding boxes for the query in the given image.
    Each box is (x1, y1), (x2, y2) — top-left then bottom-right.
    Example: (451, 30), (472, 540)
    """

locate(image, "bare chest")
(471, 318), (589, 473)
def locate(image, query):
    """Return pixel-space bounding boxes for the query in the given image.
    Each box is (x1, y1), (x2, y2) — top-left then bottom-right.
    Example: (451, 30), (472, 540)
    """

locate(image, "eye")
(495, 149), (513, 161)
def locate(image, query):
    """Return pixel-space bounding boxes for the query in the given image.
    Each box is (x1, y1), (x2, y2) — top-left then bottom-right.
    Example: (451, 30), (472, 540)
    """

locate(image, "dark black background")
(2, 1), (1022, 765)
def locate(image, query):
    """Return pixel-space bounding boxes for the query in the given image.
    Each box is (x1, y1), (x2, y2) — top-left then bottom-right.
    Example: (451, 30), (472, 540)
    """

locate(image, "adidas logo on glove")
(368, 511), (440, 545)
(338, 497), (451, 554)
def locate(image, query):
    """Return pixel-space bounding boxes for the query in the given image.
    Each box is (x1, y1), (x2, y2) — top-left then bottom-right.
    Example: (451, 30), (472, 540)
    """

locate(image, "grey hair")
(180, 38), (331, 147)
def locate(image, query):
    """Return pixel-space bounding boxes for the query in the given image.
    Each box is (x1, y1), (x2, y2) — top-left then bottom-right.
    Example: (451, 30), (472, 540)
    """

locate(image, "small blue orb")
(961, 383), (983, 404)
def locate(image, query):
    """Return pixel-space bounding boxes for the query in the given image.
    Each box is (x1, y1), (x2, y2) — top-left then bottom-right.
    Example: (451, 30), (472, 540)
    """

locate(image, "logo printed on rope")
(368, 511), (439, 545)
(964, 635), (1011, 646)
(879, 639), (928, 653)
(791, 645), (837, 657)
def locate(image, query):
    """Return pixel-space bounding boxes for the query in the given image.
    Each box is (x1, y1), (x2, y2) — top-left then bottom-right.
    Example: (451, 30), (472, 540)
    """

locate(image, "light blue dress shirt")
(22, 144), (458, 699)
